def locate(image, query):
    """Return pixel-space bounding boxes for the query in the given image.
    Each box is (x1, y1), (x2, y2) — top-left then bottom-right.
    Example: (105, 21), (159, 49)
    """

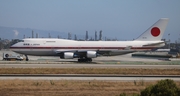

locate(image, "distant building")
(36, 33), (38, 38)
(99, 30), (102, 40)
(74, 34), (77, 40)
(85, 31), (88, 41)
(68, 32), (71, 40)
(95, 31), (97, 41)
(48, 33), (51, 38)
(58, 35), (60, 39)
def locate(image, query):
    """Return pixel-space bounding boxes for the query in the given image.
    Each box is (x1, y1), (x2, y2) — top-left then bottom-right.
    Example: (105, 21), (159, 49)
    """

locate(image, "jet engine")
(86, 51), (97, 58)
(60, 52), (74, 59)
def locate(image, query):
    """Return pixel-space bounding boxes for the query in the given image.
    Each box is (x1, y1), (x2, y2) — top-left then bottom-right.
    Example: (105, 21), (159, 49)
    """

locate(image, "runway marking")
(0, 74), (180, 78)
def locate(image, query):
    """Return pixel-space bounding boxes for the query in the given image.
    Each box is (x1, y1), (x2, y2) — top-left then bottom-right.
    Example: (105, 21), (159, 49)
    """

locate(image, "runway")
(0, 74), (179, 81)
(0, 64), (180, 69)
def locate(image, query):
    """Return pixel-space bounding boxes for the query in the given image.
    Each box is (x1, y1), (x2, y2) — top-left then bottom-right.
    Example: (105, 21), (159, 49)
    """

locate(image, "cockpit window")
(19, 40), (24, 42)
(18, 40), (24, 42)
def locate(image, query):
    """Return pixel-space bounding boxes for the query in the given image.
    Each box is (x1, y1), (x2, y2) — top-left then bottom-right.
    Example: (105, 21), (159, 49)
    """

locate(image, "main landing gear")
(25, 55), (29, 61)
(78, 58), (92, 62)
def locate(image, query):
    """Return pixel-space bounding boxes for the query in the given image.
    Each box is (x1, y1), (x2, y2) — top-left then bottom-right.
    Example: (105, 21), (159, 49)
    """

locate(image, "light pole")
(168, 33), (170, 49)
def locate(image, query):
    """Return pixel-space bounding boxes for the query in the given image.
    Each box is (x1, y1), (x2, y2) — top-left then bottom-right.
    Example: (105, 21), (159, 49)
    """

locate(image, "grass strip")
(0, 68), (180, 75)
(0, 80), (180, 96)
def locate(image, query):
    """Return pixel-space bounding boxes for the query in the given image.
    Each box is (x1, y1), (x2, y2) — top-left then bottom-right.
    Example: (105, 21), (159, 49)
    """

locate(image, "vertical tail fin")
(135, 18), (169, 41)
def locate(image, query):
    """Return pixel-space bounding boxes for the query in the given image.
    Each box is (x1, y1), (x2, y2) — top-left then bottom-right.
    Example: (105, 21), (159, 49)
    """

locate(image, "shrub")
(141, 79), (180, 96)
(120, 93), (126, 96)
(50, 80), (55, 85)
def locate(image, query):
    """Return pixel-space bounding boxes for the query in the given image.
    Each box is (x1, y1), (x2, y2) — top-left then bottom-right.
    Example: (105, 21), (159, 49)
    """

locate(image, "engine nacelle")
(86, 51), (97, 58)
(60, 52), (74, 59)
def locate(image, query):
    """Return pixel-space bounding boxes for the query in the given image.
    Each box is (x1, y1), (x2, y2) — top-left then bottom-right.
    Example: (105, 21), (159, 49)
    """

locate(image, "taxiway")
(0, 74), (179, 81)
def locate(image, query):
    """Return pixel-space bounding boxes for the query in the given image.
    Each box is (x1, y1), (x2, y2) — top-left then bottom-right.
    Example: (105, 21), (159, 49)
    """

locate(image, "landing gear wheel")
(78, 59), (81, 62)
(87, 58), (92, 62)
(78, 58), (92, 62)
(25, 55), (29, 61)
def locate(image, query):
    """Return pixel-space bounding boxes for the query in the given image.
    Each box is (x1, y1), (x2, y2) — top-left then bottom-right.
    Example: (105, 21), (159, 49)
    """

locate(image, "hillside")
(0, 26), (72, 40)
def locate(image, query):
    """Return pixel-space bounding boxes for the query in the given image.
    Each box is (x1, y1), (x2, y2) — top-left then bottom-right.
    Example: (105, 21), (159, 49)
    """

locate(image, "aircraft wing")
(54, 49), (77, 54)
(54, 46), (134, 57)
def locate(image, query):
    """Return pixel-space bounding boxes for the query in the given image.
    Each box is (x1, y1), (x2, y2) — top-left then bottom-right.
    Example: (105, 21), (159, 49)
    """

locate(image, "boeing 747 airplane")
(10, 18), (169, 62)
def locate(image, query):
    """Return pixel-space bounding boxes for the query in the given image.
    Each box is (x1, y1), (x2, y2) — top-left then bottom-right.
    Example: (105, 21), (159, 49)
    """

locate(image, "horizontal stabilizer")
(143, 42), (165, 47)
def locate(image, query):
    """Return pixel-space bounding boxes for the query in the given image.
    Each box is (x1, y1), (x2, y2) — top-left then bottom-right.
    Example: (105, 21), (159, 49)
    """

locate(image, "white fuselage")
(10, 38), (165, 56)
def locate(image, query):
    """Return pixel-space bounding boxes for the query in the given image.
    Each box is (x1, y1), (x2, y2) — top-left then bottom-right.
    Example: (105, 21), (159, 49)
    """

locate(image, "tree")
(141, 79), (180, 96)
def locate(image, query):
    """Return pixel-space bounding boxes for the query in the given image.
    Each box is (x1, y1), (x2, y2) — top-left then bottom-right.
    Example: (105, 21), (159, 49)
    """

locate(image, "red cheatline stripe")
(10, 46), (156, 49)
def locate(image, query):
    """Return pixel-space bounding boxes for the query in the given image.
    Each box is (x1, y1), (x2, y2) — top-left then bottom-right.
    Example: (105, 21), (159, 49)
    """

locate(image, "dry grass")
(1, 80), (180, 96)
(0, 68), (180, 96)
(0, 68), (180, 75)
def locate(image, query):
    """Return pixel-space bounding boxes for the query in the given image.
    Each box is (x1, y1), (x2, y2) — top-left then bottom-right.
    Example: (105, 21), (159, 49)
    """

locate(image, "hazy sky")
(0, 0), (180, 42)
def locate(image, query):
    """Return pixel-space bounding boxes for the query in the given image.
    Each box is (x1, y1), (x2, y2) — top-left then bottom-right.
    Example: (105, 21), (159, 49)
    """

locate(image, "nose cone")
(10, 44), (17, 52)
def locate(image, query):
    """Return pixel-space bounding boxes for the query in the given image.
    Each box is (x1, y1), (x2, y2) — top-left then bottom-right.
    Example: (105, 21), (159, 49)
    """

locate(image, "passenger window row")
(23, 43), (30, 45)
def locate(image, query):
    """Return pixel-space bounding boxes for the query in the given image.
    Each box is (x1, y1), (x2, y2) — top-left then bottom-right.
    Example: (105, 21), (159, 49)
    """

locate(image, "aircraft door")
(30, 44), (33, 51)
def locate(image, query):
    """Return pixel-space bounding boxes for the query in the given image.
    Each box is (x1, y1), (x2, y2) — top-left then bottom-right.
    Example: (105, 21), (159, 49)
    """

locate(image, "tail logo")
(151, 27), (160, 37)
